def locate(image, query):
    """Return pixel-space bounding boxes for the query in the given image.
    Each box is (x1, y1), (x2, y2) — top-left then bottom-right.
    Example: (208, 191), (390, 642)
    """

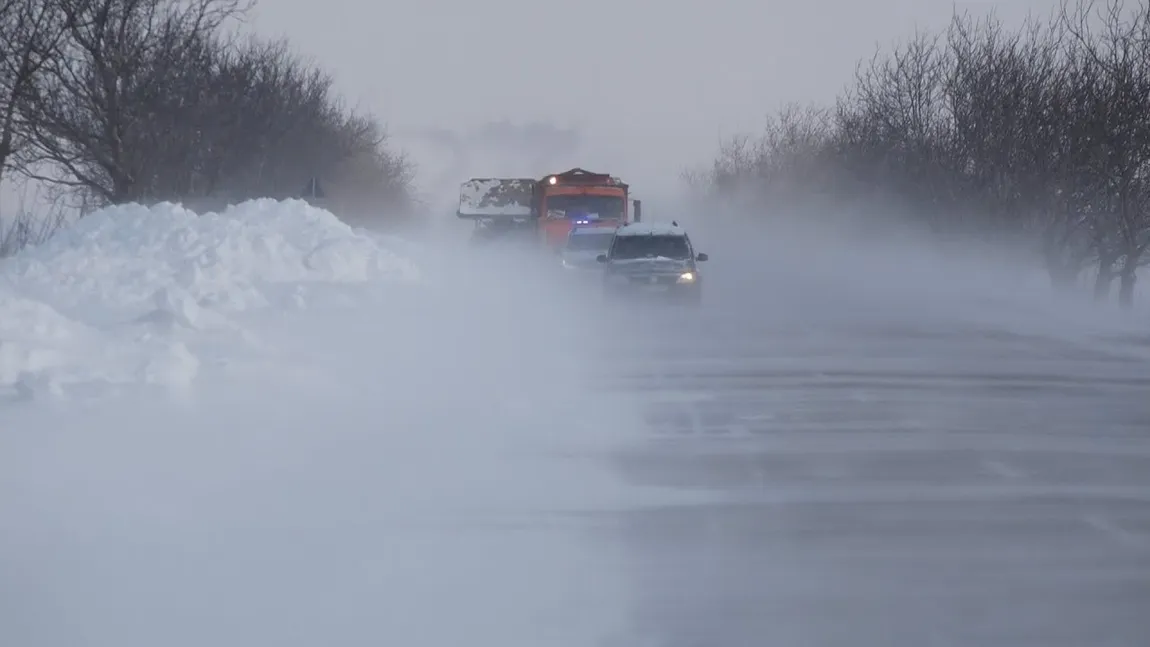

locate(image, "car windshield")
(611, 234), (690, 260)
(565, 232), (615, 252)
(545, 194), (625, 221)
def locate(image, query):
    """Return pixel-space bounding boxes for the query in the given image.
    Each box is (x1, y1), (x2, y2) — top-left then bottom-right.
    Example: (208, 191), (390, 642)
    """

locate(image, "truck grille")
(629, 275), (678, 285)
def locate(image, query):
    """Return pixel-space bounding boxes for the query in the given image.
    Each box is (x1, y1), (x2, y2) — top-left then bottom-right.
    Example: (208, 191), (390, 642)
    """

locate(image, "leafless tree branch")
(694, 0), (1150, 308)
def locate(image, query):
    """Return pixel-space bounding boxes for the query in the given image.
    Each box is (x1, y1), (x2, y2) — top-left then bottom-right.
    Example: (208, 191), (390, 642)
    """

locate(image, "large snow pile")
(0, 195), (672, 647)
(0, 199), (419, 399)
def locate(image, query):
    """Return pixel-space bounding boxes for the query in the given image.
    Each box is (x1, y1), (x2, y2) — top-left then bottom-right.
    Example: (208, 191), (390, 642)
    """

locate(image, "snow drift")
(0, 199), (419, 399)
(0, 197), (672, 647)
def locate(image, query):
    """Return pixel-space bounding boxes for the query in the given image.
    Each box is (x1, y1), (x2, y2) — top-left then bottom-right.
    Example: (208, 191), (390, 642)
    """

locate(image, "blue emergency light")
(570, 211), (600, 226)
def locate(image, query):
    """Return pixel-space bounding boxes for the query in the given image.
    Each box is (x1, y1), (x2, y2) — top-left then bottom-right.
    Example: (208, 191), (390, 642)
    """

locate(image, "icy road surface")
(1, 200), (1149, 647)
(586, 228), (1150, 647)
(0, 200), (668, 647)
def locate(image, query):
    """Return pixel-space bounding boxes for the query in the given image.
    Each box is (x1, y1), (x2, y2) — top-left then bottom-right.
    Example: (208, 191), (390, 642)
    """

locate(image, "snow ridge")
(0, 199), (419, 400)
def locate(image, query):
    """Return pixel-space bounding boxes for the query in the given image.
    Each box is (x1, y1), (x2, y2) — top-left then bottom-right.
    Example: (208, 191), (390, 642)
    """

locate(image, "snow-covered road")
(0, 201), (659, 647)
(1, 200), (1148, 646)
(590, 230), (1150, 647)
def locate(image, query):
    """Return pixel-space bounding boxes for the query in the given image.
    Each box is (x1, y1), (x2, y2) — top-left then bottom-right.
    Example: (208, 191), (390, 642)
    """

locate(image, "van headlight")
(677, 272), (695, 283)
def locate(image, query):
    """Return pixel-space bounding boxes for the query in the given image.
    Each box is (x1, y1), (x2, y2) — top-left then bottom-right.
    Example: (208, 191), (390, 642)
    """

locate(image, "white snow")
(457, 178), (534, 217)
(612, 256), (690, 264)
(614, 221), (685, 236)
(5, 194), (1149, 647)
(0, 198), (419, 400)
(0, 198), (684, 647)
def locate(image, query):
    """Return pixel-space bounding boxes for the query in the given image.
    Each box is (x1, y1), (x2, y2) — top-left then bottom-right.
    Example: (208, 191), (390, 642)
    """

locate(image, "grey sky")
(0, 0), (1064, 215)
(248, 0), (1062, 196)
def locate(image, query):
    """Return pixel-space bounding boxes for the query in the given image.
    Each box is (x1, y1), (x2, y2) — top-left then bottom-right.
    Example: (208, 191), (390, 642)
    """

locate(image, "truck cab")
(455, 168), (642, 251)
(534, 168), (637, 251)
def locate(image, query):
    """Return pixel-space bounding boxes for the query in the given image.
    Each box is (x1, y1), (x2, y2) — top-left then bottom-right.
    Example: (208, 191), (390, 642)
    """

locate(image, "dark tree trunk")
(1118, 270), (1137, 309)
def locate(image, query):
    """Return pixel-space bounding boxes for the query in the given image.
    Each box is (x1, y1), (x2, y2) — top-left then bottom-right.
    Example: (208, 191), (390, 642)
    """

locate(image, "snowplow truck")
(456, 168), (642, 251)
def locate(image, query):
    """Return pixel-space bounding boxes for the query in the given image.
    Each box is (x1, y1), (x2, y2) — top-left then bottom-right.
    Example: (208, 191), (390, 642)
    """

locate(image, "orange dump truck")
(456, 168), (641, 250)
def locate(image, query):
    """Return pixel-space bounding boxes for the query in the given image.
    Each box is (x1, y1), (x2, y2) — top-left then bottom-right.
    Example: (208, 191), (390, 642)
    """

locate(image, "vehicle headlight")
(677, 272), (695, 283)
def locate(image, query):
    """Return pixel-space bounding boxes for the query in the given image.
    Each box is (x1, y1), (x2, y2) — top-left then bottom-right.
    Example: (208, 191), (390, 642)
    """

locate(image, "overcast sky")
(0, 0), (1064, 215)
(248, 0), (1062, 197)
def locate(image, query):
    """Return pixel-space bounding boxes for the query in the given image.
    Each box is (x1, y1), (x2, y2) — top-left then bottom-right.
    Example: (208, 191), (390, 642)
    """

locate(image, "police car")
(560, 224), (618, 271)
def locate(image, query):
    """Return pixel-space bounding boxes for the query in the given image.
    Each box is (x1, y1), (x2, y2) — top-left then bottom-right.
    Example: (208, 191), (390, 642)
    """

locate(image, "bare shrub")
(693, 0), (1150, 307)
(3, 0), (412, 240)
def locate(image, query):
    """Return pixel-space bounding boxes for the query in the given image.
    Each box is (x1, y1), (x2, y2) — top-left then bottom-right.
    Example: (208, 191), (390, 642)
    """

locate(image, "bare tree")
(0, 0), (63, 175)
(692, 0), (1150, 308)
(942, 12), (1103, 285)
(8, 0), (413, 222)
(192, 38), (413, 212)
(323, 116), (415, 218)
(837, 31), (956, 228)
(16, 0), (248, 202)
(1064, 0), (1150, 307)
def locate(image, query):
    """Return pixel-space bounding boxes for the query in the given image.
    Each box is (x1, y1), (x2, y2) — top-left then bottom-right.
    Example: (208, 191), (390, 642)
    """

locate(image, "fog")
(3, 0), (1150, 645)
(3, 192), (1147, 645)
(246, 0), (1065, 191)
(590, 205), (1150, 646)
(0, 203), (677, 645)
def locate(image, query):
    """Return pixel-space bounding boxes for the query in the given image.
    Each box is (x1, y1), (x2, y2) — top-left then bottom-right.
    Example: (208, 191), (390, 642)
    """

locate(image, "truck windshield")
(566, 232), (615, 251)
(545, 194), (625, 220)
(611, 235), (690, 260)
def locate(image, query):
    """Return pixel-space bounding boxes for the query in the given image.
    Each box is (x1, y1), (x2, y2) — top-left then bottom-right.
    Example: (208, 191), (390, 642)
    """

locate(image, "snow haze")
(0, 200), (697, 646)
(4, 1), (1150, 645)
(247, 0), (1064, 192)
(3, 195), (1147, 646)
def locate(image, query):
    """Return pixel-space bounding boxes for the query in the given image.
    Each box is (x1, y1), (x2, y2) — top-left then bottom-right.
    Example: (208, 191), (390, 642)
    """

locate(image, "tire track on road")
(593, 308), (1150, 647)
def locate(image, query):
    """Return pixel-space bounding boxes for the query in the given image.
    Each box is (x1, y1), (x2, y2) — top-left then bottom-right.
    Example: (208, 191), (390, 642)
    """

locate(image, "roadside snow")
(0, 198), (420, 399)
(0, 198), (672, 647)
(615, 221), (684, 236)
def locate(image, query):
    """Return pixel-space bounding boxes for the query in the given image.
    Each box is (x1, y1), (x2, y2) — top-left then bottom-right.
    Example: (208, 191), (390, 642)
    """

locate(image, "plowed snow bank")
(0, 199), (419, 399)
(0, 197), (654, 647)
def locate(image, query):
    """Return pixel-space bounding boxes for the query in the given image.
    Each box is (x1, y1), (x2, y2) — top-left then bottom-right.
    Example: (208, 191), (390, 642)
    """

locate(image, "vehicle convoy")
(561, 225), (617, 270)
(597, 221), (708, 305)
(455, 168), (641, 251)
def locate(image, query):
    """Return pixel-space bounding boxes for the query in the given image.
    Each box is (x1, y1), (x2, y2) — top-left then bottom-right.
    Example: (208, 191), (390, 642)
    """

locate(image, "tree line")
(0, 0), (413, 234)
(690, 0), (1150, 308)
